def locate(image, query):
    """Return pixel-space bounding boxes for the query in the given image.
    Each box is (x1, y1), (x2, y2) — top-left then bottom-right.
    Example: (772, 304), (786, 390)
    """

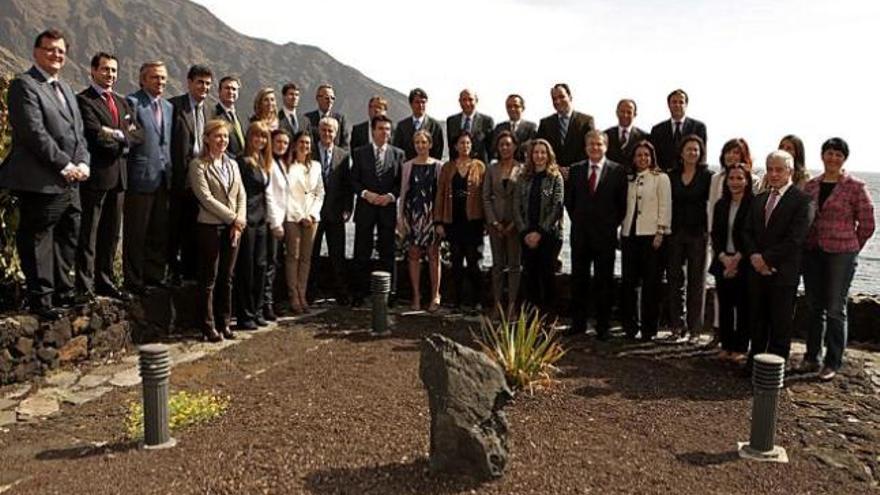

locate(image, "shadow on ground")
(303, 458), (485, 495)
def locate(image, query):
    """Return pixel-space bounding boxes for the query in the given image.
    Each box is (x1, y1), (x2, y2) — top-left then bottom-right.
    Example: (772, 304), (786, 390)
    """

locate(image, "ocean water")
(336, 171), (880, 295)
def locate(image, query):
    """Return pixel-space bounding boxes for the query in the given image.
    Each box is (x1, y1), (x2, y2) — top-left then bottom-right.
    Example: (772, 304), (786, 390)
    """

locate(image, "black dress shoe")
(236, 320), (258, 331)
(262, 307), (277, 321)
(32, 306), (63, 321)
(96, 287), (132, 302)
(351, 297), (364, 308)
(254, 316), (268, 327)
(203, 329), (223, 342)
(219, 327), (235, 339)
(335, 294), (350, 306)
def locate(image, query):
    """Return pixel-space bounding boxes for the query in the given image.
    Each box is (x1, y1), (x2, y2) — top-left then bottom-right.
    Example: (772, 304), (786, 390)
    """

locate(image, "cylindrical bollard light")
(371, 271), (392, 336)
(139, 344), (177, 449)
(737, 353), (788, 463)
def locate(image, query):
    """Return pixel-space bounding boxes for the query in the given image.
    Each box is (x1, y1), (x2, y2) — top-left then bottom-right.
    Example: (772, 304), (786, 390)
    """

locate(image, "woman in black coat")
(710, 164), (754, 362)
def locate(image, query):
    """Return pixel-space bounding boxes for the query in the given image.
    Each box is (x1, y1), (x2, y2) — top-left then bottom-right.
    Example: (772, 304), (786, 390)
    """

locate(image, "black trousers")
(123, 188), (169, 289)
(748, 276), (796, 362)
(167, 189), (199, 280)
(15, 189), (80, 309)
(716, 270), (750, 353)
(264, 234), (286, 311)
(234, 222), (267, 323)
(76, 187), (123, 294)
(570, 240), (616, 334)
(196, 223), (240, 333)
(522, 234), (561, 314)
(449, 240), (482, 307)
(620, 235), (662, 338)
(308, 221), (348, 300)
(353, 211), (395, 299)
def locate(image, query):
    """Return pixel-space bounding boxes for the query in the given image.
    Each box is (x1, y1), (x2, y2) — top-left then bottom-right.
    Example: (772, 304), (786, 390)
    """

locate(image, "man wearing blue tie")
(0, 29), (90, 320)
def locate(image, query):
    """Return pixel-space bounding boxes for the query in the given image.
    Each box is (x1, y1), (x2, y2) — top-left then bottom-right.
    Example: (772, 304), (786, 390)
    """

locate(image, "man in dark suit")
(537, 83), (595, 176)
(493, 94), (537, 162)
(168, 64), (213, 283)
(605, 99), (648, 171)
(392, 87), (444, 160)
(743, 150), (814, 368)
(305, 84), (348, 148)
(278, 82), (309, 138)
(0, 29), (90, 319)
(564, 130), (628, 338)
(75, 52), (141, 301)
(649, 89), (707, 172)
(350, 115), (404, 305)
(446, 89), (494, 163)
(123, 61), (174, 295)
(213, 75), (244, 157)
(350, 95), (391, 151)
(307, 116), (353, 305)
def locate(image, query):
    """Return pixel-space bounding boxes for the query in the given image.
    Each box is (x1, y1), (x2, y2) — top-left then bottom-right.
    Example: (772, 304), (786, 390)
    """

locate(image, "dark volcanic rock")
(419, 334), (513, 481)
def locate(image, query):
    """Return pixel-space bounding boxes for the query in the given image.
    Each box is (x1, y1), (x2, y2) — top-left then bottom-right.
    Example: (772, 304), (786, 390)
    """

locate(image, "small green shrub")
(475, 305), (567, 393)
(125, 390), (230, 440)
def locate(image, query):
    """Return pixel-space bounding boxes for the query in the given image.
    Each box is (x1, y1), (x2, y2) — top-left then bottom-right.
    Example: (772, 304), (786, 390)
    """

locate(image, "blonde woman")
(188, 119), (246, 342)
(277, 130), (324, 313)
(233, 121), (273, 329)
(250, 87), (279, 130)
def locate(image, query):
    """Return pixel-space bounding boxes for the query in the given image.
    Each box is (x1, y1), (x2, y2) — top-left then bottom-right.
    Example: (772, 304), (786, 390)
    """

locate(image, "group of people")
(1, 29), (875, 380)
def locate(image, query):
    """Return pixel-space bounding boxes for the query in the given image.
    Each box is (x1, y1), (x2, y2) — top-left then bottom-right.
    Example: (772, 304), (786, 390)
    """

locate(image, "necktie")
(764, 189), (780, 225)
(194, 104), (204, 155)
(152, 100), (163, 128)
(620, 128), (628, 146)
(290, 113), (298, 133)
(230, 111), (244, 147)
(673, 121), (682, 144)
(414, 117), (422, 131)
(589, 164), (598, 194)
(103, 92), (119, 126)
(559, 114), (570, 143)
(463, 115), (472, 132)
(51, 81), (70, 114)
(322, 149), (332, 182)
(375, 146), (384, 171)
(510, 120), (517, 134)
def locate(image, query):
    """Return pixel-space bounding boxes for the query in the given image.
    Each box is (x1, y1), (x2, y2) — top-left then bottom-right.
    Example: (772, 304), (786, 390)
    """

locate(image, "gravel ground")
(0, 308), (877, 494)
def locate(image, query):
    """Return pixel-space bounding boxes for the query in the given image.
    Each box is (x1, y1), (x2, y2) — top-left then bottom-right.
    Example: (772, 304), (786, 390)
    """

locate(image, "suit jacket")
(214, 103), (245, 158)
(188, 155), (246, 226)
(804, 173), (876, 253)
(277, 108), (309, 138)
(513, 171), (564, 237)
(125, 90), (173, 194)
(350, 143), (404, 224)
(742, 186), (814, 286)
(493, 120), (537, 162)
(564, 159), (628, 249)
(393, 115), (444, 160)
(649, 117), (707, 172)
(305, 109), (348, 149)
(169, 93), (211, 191)
(312, 144), (353, 223)
(446, 112), (495, 163)
(710, 195), (753, 277)
(536, 111), (595, 167)
(0, 66), (90, 194)
(236, 156), (269, 226)
(604, 125), (648, 171)
(76, 86), (142, 191)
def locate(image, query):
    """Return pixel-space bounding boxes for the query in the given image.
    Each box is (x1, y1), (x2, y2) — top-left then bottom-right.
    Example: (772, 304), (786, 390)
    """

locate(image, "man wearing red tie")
(564, 130), (627, 338)
(743, 150), (814, 371)
(75, 52), (142, 301)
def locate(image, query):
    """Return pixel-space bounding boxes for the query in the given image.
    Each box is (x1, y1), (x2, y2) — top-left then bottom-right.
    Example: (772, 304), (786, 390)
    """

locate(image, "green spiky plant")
(474, 305), (567, 393)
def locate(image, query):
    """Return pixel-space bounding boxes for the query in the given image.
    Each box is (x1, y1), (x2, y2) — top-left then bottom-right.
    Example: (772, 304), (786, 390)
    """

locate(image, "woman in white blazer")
(273, 130), (325, 313)
(264, 129), (292, 318)
(619, 140), (672, 341)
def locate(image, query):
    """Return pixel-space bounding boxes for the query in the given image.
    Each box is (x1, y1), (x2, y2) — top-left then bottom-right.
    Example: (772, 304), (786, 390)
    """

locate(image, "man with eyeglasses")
(305, 84), (349, 148)
(0, 29), (90, 320)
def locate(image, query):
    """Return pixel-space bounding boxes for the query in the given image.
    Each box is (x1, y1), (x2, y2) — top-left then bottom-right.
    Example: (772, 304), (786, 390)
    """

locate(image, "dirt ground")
(0, 308), (877, 494)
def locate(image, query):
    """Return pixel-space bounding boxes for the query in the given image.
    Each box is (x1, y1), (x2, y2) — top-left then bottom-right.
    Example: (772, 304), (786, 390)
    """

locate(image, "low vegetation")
(125, 390), (230, 440)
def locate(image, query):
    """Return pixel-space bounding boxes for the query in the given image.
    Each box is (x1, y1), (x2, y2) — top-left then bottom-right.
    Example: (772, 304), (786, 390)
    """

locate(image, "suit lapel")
(89, 88), (114, 124)
(31, 68), (72, 122)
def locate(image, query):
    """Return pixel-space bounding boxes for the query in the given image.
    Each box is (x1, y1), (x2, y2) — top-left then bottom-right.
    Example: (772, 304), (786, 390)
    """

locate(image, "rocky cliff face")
(0, 0), (408, 121)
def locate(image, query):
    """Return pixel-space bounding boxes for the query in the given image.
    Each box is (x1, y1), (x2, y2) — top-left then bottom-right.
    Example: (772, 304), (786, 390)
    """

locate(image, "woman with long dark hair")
(264, 129), (292, 318)
(779, 134), (810, 189)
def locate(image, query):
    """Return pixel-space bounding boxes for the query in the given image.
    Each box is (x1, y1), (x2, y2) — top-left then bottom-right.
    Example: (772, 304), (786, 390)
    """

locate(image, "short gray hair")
(318, 116), (339, 131)
(766, 150), (794, 170)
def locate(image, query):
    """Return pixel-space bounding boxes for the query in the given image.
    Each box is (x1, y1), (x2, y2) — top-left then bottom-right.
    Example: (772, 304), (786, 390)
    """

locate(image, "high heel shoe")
(219, 327), (235, 340)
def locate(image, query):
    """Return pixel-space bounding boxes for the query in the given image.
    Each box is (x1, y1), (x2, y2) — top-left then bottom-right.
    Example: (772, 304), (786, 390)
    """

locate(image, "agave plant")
(474, 305), (566, 393)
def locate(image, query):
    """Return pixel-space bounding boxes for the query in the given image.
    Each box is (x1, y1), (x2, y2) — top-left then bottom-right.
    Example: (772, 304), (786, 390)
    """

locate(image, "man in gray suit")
(0, 29), (90, 319)
(305, 84), (348, 148)
(393, 88), (444, 160)
(123, 61), (174, 295)
(447, 88), (494, 163)
(493, 94), (537, 161)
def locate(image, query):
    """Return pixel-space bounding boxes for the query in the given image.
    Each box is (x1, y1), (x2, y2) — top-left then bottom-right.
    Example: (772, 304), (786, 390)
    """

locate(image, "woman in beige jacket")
(189, 119), (247, 342)
(274, 130), (325, 313)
